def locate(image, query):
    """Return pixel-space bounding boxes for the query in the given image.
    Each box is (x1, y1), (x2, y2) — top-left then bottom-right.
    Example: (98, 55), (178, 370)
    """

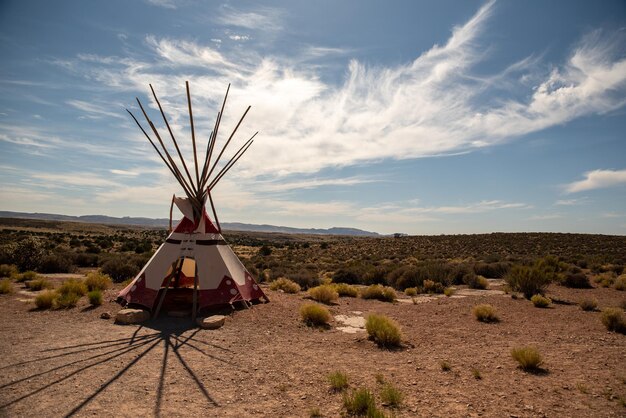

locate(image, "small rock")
(115, 308), (150, 324)
(197, 315), (226, 329)
(100, 312), (111, 319)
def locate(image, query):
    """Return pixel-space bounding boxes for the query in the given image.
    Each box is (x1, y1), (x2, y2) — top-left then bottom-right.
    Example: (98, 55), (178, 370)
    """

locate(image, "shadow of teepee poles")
(0, 320), (231, 417)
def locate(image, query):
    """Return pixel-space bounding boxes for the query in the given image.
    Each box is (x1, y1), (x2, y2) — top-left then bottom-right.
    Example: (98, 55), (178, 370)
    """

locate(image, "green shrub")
(511, 346), (543, 372)
(328, 371), (349, 392)
(25, 278), (53, 291)
(333, 283), (358, 297)
(464, 272), (489, 289)
(343, 387), (379, 416)
(58, 278), (87, 297)
(404, 287), (417, 296)
(563, 272), (591, 289)
(601, 308), (626, 334)
(85, 272), (112, 291)
(505, 265), (551, 299)
(531, 294), (551, 308)
(474, 262), (510, 278)
(361, 285), (396, 302)
(35, 290), (56, 309)
(615, 275), (626, 291)
(472, 304), (499, 323)
(0, 278), (13, 294)
(380, 383), (403, 408)
(365, 314), (402, 348)
(0, 264), (17, 278)
(308, 285), (339, 304)
(101, 258), (140, 282)
(88, 290), (103, 306)
(9, 237), (45, 271)
(56, 291), (81, 309)
(579, 298), (598, 312)
(14, 271), (38, 283)
(39, 252), (74, 273)
(269, 277), (301, 293)
(300, 303), (331, 327)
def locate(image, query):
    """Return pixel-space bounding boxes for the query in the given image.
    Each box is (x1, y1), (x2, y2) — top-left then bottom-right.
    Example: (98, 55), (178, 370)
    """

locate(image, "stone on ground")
(115, 308), (150, 324)
(197, 315), (226, 329)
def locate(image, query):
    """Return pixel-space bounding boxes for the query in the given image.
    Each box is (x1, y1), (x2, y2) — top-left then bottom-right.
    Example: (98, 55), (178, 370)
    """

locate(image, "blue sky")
(1, 0), (625, 235)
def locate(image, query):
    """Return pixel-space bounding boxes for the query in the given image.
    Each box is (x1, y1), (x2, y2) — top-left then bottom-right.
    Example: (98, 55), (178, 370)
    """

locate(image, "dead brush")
(579, 298), (598, 311)
(601, 308), (626, 334)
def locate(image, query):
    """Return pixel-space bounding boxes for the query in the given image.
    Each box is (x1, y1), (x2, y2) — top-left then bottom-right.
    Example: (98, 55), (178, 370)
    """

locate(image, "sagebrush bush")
(300, 303), (331, 326)
(579, 298), (598, 311)
(332, 283), (358, 297)
(474, 261), (510, 278)
(9, 237), (45, 272)
(328, 371), (349, 392)
(39, 252), (74, 273)
(505, 265), (551, 299)
(343, 387), (378, 416)
(531, 294), (551, 308)
(601, 308), (626, 334)
(269, 277), (301, 293)
(511, 346), (543, 372)
(361, 284), (396, 302)
(0, 278), (13, 294)
(25, 278), (53, 291)
(0, 264), (17, 278)
(615, 275), (626, 291)
(101, 258), (140, 282)
(464, 272), (489, 289)
(380, 383), (403, 408)
(35, 290), (56, 309)
(88, 290), (103, 306)
(365, 313), (402, 348)
(404, 287), (418, 296)
(472, 304), (499, 323)
(308, 285), (338, 304)
(85, 272), (112, 291)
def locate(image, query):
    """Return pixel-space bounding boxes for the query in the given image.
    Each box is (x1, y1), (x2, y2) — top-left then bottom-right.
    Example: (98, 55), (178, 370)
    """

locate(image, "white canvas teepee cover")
(118, 197), (267, 311)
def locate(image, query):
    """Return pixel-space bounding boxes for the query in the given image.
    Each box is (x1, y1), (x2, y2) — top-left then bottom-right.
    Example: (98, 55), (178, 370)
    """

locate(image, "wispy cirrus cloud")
(564, 168), (626, 193)
(216, 6), (284, 32)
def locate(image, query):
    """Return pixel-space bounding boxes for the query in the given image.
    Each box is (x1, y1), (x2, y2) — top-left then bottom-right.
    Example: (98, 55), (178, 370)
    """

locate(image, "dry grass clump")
(615, 275), (626, 291)
(465, 273), (489, 289)
(365, 313), (402, 348)
(56, 292), (81, 309)
(472, 304), (499, 323)
(443, 287), (455, 297)
(422, 279), (444, 294)
(601, 308), (626, 334)
(579, 298), (598, 312)
(54, 278), (87, 308)
(300, 303), (331, 327)
(328, 371), (349, 392)
(511, 346), (543, 372)
(85, 272), (112, 291)
(88, 290), (103, 306)
(333, 283), (358, 297)
(35, 290), (56, 309)
(531, 294), (551, 308)
(0, 278), (13, 294)
(25, 278), (53, 291)
(380, 382), (403, 408)
(0, 264), (18, 278)
(343, 387), (382, 417)
(404, 287), (418, 296)
(308, 285), (339, 304)
(14, 271), (39, 283)
(440, 360), (451, 371)
(505, 265), (551, 299)
(361, 284), (396, 302)
(269, 277), (301, 293)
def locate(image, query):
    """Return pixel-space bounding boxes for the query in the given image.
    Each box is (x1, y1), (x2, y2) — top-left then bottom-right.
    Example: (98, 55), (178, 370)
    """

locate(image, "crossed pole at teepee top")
(126, 81), (258, 232)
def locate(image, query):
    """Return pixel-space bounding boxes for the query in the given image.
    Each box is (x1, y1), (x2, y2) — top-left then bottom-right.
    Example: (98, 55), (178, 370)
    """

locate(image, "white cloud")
(554, 198), (588, 206)
(564, 168), (626, 193)
(110, 169), (139, 176)
(217, 6), (283, 32)
(256, 176), (377, 192)
(228, 34), (250, 42)
(144, 0), (178, 9)
(529, 214), (563, 221)
(66, 99), (126, 120)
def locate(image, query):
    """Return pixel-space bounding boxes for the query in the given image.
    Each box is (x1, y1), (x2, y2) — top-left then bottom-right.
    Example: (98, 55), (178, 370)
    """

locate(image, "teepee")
(117, 82), (268, 319)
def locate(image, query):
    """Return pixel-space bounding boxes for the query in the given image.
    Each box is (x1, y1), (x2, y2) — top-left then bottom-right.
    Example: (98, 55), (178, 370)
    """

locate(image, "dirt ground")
(0, 277), (625, 417)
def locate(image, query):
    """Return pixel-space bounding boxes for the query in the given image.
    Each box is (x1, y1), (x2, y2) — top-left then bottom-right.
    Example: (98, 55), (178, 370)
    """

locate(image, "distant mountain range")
(0, 211), (380, 237)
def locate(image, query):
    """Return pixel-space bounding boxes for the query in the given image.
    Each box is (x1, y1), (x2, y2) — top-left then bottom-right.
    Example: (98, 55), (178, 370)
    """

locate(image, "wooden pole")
(169, 194), (175, 233)
(207, 190), (221, 233)
(208, 139), (255, 190)
(153, 272), (175, 319)
(186, 81), (201, 189)
(204, 105), (251, 186)
(192, 261), (199, 323)
(199, 84), (230, 191)
(149, 84), (196, 191)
